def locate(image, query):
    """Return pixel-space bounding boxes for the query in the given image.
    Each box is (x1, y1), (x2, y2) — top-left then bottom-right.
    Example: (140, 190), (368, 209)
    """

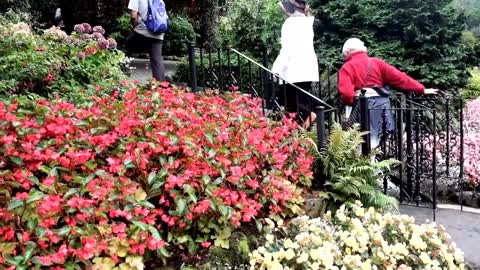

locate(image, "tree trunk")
(198, 0), (219, 49)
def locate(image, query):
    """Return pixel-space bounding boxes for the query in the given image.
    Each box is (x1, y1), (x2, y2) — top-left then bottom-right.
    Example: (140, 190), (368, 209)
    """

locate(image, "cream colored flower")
(285, 248), (295, 260)
(409, 233), (427, 250)
(420, 252), (432, 265)
(296, 252), (309, 263)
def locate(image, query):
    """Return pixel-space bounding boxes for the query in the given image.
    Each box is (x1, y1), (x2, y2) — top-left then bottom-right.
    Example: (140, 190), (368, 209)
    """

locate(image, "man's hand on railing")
(424, 88), (439, 95)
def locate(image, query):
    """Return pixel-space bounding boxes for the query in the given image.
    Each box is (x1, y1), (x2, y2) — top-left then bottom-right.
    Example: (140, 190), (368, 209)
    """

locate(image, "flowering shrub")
(463, 98), (480, 185)
(0, 83), (314, 268)
(0, 17), (125, 104)
(420, 98), (480, 186)
(250, 202), (465, 270)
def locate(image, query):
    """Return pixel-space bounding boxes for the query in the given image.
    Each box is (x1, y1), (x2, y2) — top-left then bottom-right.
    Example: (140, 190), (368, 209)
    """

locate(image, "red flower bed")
(0, 83), (314, 269)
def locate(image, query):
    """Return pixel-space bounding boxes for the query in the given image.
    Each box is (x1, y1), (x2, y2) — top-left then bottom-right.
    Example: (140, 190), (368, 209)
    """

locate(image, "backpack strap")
(361, 57), (372, 89)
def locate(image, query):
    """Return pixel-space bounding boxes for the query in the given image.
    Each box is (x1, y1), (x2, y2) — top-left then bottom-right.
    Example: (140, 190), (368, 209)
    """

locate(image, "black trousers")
(277, 81), (313, 122)
(126, 31), (165, 81)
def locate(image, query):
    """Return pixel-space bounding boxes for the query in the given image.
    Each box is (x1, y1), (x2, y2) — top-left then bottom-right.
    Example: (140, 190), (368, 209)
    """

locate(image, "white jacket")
(271, 16), (319, 84)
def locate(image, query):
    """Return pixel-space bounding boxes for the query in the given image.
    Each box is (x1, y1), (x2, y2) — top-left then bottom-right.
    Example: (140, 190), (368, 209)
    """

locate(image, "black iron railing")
(187, 44), (470, 220)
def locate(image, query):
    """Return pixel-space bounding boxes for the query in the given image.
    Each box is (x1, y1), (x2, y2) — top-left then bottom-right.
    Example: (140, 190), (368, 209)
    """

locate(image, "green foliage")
(452, 0), (480, 29)
(0, 16), (126, 106)
(164, 14), (196, 57)
(310, 0), (472, 91)
(109, 11), (131, 50)
(218, 0), (284, 58)
(0, 0), (31, 15)
(319, 124), (399, 210)
(462, 67), (480, 99)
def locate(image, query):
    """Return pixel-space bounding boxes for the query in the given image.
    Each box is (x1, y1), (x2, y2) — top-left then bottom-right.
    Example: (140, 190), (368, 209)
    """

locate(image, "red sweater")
(338, 51), (425, 105)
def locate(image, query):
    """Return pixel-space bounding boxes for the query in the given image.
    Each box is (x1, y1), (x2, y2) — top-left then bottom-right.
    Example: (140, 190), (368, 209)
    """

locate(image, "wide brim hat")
(281, 0), (307, 15)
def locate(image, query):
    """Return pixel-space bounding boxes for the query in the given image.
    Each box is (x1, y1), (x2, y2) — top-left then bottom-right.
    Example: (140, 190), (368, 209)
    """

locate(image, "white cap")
(342, 38), (367, 57)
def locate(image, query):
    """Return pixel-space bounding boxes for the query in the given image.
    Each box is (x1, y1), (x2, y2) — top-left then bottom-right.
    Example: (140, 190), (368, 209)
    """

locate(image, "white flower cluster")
(43, 26), (68, 41)
(250, 202), (465, 270)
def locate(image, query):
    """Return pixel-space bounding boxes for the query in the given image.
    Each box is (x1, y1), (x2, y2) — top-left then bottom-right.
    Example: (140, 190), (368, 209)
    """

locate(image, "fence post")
(188, 43), (198, 93)
(360, 90), (370, 155)
(313, 106), (326, 190)
(262, 46), (270, 110)
(316, 106), (326, 150)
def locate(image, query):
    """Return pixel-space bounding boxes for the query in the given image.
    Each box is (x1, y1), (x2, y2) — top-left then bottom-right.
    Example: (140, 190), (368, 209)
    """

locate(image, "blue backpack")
(144, 0), (169, 34)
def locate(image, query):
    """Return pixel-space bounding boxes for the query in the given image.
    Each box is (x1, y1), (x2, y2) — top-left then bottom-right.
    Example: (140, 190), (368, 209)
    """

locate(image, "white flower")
(296, 252), (309, 263)
(420, 252), (432, 265)
(266, 234), (274, 243)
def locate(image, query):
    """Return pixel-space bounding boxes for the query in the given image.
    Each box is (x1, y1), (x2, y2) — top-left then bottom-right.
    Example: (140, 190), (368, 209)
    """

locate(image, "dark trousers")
(126, 31), (165, 81)
(277, 82), (313, 122)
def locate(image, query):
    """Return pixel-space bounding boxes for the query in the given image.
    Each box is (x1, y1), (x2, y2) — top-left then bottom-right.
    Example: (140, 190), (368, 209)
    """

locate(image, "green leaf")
(64, 188), (80, 198)
(147, 172), (157, 185)
(205, 133), (214, 144)
(55, 226), (71, 236)
(9, 156), (23, 166)
(84, 161), (97, 171)
(132, 221), (149, 231)
(8, 199), (24, 211)
(148, 226), (162, 240)
(175, 198), (187, 216)
(35, 227), (47, 238)
(27, 176), (40, 185)
(158, 168), (168, 178)
(202, 175), (211, 185)
(158, 246), (170, 257)
(82, 174), (95, 186)
(26, 219), (38, 230)
(26, 190), (44, 204)
(176, 235), (191, 244)
(23, 244), (36, 261)
(184, 185), (197, 203)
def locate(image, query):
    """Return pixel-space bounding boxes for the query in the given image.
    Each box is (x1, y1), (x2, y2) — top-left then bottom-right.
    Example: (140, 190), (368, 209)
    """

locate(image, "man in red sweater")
(337, 38), (437, 149)
(338, 38), (437, 106)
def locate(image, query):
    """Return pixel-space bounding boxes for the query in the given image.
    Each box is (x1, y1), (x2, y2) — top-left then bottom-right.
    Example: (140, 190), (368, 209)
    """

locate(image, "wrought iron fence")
(187, 44), (471, 220)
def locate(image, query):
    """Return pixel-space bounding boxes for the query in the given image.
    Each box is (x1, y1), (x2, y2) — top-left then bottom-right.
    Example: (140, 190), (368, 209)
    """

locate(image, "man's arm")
(338, 67), (356, 106)
(130, 10), (139, 29)
(127, 0), (139, 29)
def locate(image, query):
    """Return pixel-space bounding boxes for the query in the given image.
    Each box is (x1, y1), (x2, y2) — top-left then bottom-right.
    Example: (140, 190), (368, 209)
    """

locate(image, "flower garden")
(1, 4), (480, 270)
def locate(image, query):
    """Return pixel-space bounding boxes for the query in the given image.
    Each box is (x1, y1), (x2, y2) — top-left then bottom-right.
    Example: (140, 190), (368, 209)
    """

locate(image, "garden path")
(129, 58), (177, 84)
(400, 205), (480, 269)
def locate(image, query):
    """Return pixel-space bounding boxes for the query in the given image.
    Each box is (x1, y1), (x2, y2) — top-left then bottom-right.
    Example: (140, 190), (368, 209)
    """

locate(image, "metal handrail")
(230, 48), (334, 110)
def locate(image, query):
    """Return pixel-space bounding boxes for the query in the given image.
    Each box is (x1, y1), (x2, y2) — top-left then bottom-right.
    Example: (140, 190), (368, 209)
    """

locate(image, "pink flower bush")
(0, 83), (314, 268)
(420, 98), (480, 186)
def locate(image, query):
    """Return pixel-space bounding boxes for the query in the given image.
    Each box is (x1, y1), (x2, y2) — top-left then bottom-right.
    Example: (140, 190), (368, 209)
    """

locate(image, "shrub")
(163, 13), (196, 57)
(249, 202), (466, 270)
(462, 67), (480, 100)
(319, 124), (399, 210)
(310, 0), (471, 91)
(0, 83), (315, 268)
(0, 18), (126, 104)
(218, 0), (284, 58)
(109, 11), (132, 51)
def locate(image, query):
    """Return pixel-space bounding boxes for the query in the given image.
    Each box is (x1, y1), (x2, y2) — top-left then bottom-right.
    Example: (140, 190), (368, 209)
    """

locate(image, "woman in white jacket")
(272, 0), (319, 128)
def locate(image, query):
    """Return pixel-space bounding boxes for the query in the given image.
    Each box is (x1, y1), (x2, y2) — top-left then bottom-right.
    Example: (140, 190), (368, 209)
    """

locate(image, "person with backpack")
(338, 38), (438, 149)
(271, 0), (319, 129)
(127, 0), (169, 81)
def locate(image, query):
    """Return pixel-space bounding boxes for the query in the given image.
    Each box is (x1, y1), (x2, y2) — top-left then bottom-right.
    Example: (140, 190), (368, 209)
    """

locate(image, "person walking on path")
(127, 0), (167, 81)
(272, 0), (319, 128)
(338, 37), (438, 149)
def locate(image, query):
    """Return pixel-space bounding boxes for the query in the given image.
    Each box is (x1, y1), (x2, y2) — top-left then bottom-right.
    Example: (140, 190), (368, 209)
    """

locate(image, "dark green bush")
(164, 14), (196, 57)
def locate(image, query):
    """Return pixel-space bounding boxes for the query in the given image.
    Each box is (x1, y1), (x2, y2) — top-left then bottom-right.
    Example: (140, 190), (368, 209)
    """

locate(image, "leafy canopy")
(311, 0), (472, 91)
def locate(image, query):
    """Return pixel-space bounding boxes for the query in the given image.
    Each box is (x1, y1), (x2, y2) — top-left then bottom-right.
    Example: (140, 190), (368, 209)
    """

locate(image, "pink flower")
(15, 192), (29, 200)
(200, 241), (211, 248)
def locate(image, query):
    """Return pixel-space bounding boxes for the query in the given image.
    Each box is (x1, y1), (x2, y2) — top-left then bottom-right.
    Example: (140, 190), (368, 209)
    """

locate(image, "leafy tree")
(311, 0), (472, 91)
(218, 0), (284, 58)
(452, 0), (480, 29)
